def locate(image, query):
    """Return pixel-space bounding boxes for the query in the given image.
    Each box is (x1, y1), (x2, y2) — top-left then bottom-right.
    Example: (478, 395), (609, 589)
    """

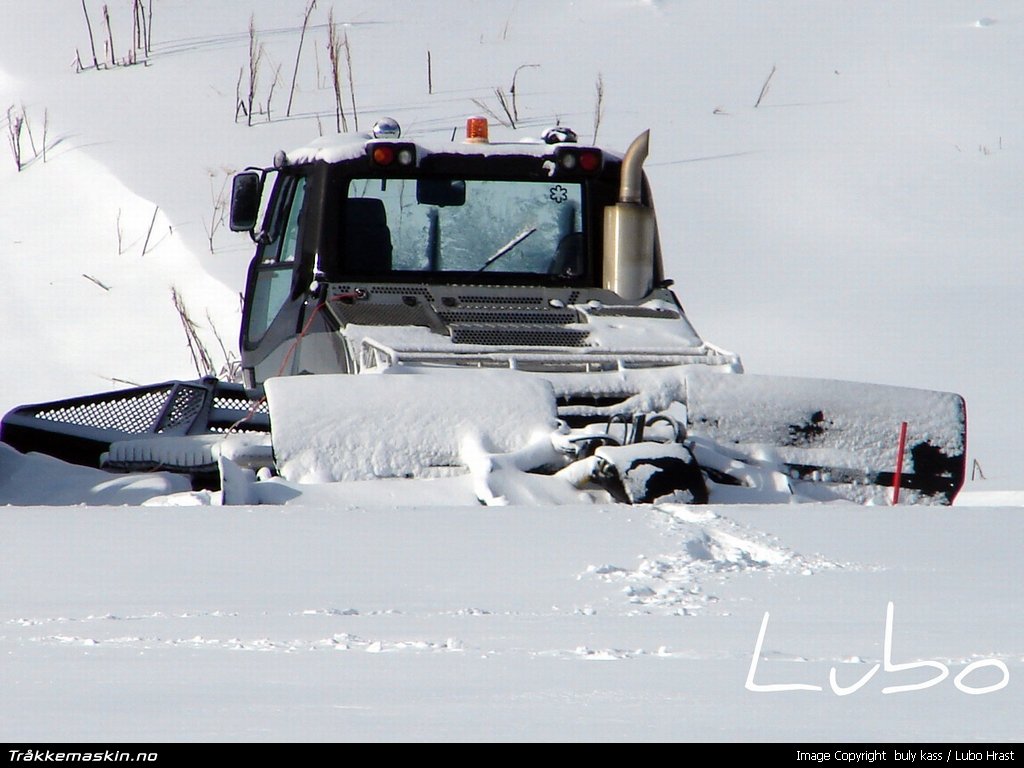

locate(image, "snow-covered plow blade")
(263, 371), (561, 484)
(681, 370), (966, 504)
(246, 366), (966, 506)
(0, 367), (965, 505)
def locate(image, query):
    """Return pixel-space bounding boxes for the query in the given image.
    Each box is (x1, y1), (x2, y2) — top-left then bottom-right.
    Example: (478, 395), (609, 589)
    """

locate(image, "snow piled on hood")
(265, 369), (561, 483)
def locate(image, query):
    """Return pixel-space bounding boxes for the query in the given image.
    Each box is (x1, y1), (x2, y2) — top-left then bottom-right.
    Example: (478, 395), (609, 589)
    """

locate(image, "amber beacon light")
(465, 116), (489, 143)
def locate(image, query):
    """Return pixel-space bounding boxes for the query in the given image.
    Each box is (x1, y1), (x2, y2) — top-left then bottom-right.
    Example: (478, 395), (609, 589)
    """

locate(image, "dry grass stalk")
(102, 5), (115, 66)
(593, 73), (604, 143)
(343, 29), (358, 131)
(754, 65), (776, 108)
(171, 287), (215, 378)
(509, 64), (538, 124)
(246, 14), (264, 127)
(81, 0), (100, 69)
(327, 9), (348, 132)
(287, 0), (317, 117)
(6, 106), (24, 171)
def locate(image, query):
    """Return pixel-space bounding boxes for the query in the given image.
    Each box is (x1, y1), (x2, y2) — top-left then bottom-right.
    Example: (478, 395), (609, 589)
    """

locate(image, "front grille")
(450, 327), (590, 347)
(437, 308), (580, 325)
(457, 294), (545, 305)
(335, 302), (433, 327)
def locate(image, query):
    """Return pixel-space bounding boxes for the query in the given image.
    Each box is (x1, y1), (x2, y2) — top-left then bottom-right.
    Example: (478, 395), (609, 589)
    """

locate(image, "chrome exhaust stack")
(603, 130), (656, 300)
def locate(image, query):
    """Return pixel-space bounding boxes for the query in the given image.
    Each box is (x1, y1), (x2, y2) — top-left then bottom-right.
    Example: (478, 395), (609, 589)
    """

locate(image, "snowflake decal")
(548, 185), (568, 204)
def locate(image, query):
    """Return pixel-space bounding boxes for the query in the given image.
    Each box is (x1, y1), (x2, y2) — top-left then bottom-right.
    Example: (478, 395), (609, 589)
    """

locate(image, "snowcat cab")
(1, 118), (967, 506)
(230, 121), (681, 389)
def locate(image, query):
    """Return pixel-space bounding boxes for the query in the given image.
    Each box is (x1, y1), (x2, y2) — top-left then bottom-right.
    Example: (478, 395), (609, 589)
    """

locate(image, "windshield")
(342, 177), (585, 278)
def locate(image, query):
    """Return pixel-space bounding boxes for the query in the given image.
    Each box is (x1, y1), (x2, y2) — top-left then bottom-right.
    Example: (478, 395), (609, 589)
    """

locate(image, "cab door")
(240, 173), (310, 387)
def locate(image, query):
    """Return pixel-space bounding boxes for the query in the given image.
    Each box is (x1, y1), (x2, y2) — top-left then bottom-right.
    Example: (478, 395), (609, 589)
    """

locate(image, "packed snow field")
(2, 504), (1022, 741)
(1, 0), (1022, 742)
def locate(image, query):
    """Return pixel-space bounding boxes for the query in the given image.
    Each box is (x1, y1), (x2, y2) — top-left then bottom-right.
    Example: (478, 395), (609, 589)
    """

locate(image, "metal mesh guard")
(213, 394), (269, 414)
(34, 386), (175, 434)
(162, 386), (207, 430)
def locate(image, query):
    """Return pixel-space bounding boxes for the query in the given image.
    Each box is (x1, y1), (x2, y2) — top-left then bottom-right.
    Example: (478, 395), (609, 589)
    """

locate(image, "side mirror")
(416, 178), (466, 207)
(229, 171), (262, 232)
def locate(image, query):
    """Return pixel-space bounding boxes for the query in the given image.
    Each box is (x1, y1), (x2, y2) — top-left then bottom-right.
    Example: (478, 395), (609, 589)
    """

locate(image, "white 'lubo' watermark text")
(746, 601), (1009, 695)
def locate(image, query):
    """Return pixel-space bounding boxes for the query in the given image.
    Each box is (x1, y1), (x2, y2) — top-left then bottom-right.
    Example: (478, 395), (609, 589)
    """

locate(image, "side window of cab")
(246, 176), (308, 342)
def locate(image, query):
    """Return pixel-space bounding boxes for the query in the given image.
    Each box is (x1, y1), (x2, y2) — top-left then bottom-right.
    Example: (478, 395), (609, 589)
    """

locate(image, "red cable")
(229, 290), (364, 432)
(275, 290), (363, 376)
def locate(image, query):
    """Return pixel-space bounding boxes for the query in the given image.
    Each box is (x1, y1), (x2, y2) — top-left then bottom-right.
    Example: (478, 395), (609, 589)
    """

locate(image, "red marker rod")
(892, 421), (909, 505)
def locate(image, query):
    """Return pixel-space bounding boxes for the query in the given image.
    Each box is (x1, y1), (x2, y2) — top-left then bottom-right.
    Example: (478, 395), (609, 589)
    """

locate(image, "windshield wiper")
(477, 227), (537, 272)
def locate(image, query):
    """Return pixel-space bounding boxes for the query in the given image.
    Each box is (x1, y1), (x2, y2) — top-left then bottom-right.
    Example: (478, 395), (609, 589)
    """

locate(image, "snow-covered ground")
(2, 503), (1022, 742)
(1, 0), (1022, 742)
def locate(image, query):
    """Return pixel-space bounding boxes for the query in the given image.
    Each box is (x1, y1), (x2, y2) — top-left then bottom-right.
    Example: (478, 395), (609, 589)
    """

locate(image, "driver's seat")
(343, 198), (393, 275)
(549, 232), (583, 277)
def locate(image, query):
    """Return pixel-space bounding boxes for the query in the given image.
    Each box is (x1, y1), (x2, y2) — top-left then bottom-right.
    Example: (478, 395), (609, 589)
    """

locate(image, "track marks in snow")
(299, 607), (362, 616)
(12, 609), (463, 656)
(26, 629), (720, 663)
(537, 645), (723, 662)
(583, 504), (842, 615)
(6, 507), (849, 664)
(30, 631), (466, 655)
(6, 610), (238, 627)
